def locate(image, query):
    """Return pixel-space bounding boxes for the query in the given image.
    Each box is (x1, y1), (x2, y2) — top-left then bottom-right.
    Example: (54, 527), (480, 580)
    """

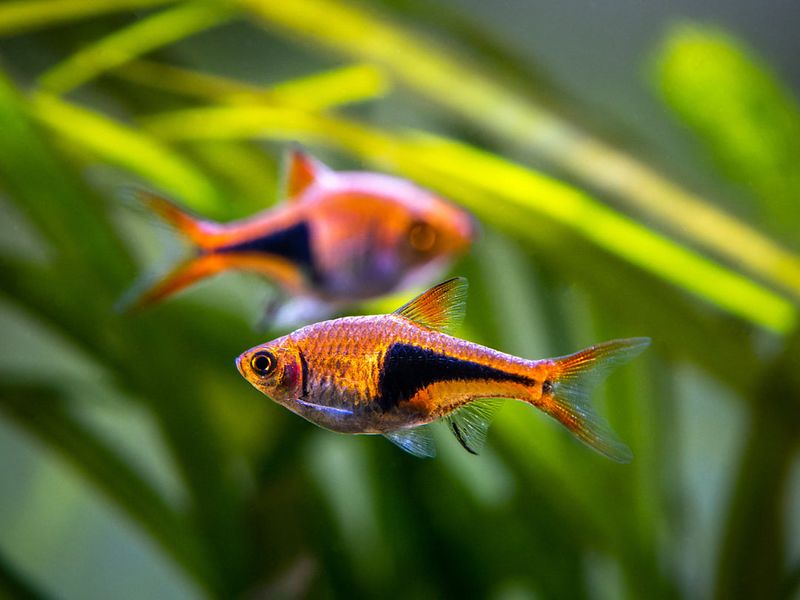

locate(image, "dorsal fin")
(285, 147), (332, 200)
(393, 277), (468, 333)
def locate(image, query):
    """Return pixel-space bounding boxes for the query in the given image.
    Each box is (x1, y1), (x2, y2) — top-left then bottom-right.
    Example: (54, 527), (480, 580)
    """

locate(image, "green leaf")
(654, 24), (800, 239)
(0, 382), (214, 596)
(30, 93), (223, 214)
(0, 545), (49, 600)
(0, 71), (252, 598)
(714, 331), (800, 599)
(0, 78), (131, 285)
(116, 59), (390, 110)
(38, 0), (237, 95)
(0, 0), (178, 36)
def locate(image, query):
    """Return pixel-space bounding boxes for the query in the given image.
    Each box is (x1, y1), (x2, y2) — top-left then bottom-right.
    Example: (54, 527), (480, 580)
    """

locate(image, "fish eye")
(250, 351), (276, 377)
(408, 221), (438, 252)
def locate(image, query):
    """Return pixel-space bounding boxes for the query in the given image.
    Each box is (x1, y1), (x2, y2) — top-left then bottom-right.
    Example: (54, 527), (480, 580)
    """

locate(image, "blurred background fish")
(119, 149), (475, 324)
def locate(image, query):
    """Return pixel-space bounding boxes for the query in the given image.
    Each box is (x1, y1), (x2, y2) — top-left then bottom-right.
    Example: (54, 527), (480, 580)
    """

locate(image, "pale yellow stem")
(38, 0), (236, 95)
(0, 0), (179, 35)
(115, 60), (390, 110)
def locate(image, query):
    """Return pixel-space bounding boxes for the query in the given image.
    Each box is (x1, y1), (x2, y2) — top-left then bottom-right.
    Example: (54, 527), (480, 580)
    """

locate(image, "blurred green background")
(1, 1), (799, 598)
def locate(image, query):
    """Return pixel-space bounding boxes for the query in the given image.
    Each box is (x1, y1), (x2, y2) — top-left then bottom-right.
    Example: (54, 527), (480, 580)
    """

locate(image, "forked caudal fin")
(115, 253), (233, 312)
(542, 337), (651, 463)
(116, 189), (220, 312)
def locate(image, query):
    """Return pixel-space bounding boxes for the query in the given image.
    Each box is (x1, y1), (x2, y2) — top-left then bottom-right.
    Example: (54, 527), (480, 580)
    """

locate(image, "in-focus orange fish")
(236, 278), (649, 460)
(120, 150), (475, 320)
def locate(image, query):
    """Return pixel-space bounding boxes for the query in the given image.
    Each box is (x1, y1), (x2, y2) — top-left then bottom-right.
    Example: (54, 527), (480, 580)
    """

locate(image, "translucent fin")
(384, 425), (436, 458)
(393, 277), (468, 333)
(284, 147), (333, 200)
(267, 296), (336, 331)
(252, 284), (289, 331)
(122, 187), (211, 247)
(545, 337), (650, 463)
(115, 253), (230, 312)
(445, 398), (504, 455)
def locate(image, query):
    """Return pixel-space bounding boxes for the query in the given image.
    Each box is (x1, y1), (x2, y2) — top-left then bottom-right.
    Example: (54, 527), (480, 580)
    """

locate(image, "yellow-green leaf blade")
(0, 0), (178, 36)
(31, 93), (221, 212)
(116, 59), (390, 110)
(654, 24), (800, 238)
(38, 0), (237, 95)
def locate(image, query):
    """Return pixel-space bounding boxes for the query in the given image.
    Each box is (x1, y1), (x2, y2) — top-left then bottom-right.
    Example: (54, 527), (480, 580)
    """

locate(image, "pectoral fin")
(384, 425), (436, 458)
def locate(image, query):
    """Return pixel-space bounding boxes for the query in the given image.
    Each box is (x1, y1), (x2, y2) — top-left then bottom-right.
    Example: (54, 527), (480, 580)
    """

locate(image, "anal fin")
(445, 398), (504, 455)
(384, 425), (436, 458)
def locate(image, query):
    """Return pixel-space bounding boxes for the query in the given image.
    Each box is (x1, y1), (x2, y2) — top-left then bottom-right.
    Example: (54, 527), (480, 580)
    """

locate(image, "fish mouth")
(235, 354), (246, 377)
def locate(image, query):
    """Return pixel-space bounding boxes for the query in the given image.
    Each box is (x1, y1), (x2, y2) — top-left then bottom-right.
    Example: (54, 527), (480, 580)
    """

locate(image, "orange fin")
(544, 337), (651, 463)
(117, 252), (307, 313)
(393, 277), (468, 333)
(116, 253), (231, 312)
(285, 147), (333, 200)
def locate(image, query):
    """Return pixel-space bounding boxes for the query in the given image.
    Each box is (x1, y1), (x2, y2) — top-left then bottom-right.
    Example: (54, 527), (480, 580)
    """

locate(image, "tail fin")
(542, 337), (650, 463)
(116, 254), (233, 312)
(116, 189), (221, 311)
(129, 188), (212, 247)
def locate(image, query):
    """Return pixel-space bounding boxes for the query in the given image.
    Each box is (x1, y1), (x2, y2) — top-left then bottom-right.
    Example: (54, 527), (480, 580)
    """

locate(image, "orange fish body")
(237, 278), (649, 460)
(121, 150), (475, 313)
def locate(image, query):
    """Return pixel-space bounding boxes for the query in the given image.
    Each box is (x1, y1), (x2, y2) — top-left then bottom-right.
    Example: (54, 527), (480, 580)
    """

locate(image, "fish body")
(247, 314), (544, 433)
(121, 150), (475, 313)
(237, 278), (650, 461)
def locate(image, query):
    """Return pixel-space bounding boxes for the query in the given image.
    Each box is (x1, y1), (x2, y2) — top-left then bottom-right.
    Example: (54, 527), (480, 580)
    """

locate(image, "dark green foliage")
(0, 2), (798, 599)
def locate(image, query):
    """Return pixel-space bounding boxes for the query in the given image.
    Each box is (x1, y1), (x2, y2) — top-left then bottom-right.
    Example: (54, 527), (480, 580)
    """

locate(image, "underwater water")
(0, 1), (799, 598)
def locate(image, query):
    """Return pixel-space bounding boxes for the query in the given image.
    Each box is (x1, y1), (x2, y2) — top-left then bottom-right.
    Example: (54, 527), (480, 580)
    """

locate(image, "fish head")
(333, 173), (476, 264)
(236, 335), (304, 407)
(398, 190), (476, 266)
